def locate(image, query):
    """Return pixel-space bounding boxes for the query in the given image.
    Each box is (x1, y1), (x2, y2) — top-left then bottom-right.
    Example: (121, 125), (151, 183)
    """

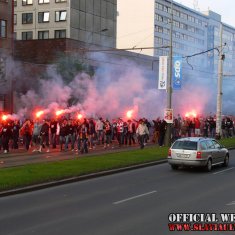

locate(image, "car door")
(205, 140), (218, 164)
(212, 140), (225, 163)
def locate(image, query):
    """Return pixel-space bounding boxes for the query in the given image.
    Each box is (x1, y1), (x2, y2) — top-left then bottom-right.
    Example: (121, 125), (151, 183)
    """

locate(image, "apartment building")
(156, 0), (235, 74)
(117, 0), (235, 75)
(14, 0), (116, 48)
(0, 0), (14, 113)
(0, 0), (14, 55)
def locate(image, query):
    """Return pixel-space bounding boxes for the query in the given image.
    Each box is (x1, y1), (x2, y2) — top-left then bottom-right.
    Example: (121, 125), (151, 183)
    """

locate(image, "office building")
(14, 0), (117, 48)
(117, 0), (235, 75)
(0, 0), (14, 113)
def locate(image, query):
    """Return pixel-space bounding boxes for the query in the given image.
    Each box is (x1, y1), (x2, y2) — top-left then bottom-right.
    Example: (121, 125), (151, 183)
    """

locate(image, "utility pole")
(216, 23), (224, 139)
(164, 0), (173, 146)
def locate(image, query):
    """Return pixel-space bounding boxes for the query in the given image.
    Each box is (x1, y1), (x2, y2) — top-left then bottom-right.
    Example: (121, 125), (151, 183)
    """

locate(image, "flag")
(172, 56), (182, 90)
(158, 56), (168, 89)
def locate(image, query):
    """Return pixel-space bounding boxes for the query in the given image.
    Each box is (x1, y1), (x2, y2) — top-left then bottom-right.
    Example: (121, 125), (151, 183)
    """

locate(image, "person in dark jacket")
(50, 119), (57, 149)
(88, 119), (96, 150)
(158, 119), (167, 147)
(39, 119), (50, 153)
(20, 119), (33, 151)
(65, 119), (76, 151)
(2, 121), (12, 153)
(12, 120), (20, 149)
(59, 120), (68, 151)
(79, 122), (89, 154)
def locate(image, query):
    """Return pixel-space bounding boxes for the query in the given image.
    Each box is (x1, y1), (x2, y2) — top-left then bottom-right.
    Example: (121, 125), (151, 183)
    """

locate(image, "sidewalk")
(0, 142), (157, 168)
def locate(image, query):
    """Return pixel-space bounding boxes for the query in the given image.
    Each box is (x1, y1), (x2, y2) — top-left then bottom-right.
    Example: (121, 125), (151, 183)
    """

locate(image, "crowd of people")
(0, 114), (234, 154)
(0, 117), (151, 154)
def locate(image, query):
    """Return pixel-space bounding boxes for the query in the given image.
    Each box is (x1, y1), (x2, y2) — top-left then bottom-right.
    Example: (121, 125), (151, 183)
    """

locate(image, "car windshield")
(172, 140), (198, 150)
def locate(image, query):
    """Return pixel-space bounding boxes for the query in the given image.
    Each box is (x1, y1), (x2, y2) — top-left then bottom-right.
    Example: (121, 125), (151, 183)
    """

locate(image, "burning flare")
(36, 110), (44, 118)
(56, 110), (65, 116)
(77, 114), (83, 120)
(126, 109), (134, 119)
(185, 110), (197, 118)
(2, 115), (7, 121)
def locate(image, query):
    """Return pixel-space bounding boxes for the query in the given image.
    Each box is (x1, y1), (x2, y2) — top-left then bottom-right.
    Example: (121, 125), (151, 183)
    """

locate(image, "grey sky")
(174, 0), (235, 26)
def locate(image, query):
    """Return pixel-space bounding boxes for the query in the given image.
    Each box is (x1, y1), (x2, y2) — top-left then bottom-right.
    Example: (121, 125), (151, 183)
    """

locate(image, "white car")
(167, 137), (229, 171)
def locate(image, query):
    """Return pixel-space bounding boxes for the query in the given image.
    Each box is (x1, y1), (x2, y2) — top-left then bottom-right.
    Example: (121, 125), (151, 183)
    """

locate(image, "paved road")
(1, 150), (235, 235)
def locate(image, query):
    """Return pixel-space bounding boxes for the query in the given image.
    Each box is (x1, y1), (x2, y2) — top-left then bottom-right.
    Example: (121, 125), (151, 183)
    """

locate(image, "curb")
(0, 159), (167, 197)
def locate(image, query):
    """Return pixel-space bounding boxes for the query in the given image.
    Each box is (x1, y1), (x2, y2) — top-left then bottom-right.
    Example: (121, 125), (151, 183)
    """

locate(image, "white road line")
(226, 201), (235, 206)
(213, 167), (235, 175)
(113, 191), (157, 205)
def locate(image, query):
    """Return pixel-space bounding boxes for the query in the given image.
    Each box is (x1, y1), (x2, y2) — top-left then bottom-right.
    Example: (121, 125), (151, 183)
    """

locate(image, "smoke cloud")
(5, 52), (235, 121)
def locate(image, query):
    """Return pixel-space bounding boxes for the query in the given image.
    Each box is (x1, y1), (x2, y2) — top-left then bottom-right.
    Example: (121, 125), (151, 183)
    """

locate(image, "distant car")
(167, 137), (229, 171)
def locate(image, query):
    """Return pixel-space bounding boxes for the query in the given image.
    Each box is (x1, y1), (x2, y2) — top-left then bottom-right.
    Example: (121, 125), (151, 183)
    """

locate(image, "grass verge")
(0, 137), (235, 192)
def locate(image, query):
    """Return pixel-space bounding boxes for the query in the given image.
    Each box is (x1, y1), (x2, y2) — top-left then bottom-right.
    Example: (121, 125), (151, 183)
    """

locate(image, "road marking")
(113, 191), (157, 205)
(226, 201), (235, 206)
(213, 167), (235, 175)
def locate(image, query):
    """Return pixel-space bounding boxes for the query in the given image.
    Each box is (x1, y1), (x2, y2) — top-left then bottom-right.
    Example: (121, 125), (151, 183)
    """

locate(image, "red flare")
(56, 110), (65, 116)
(36, 110), (44, 118)
(126, 109), (134, 119)
(185, 110), (197, 118)
(77, 114), (83, 120)
(2, 115), (7, 121)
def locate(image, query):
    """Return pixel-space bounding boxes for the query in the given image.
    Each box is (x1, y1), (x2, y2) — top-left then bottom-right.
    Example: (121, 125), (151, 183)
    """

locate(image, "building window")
(14, 0), (17, 6)
(55, 10), (67, 21)
(22, 0), (33, 6)
(0, 20), (6, 38)
(38, 0), (50, 4)
(155, 26), (163, 33)
(22, 13), (33, 24)
(14, 14), (17, 25)
(38, 30), (49, 39)
(55, 0), (67, 2)
(22, 31), (33, 40)
(156, 3), (163, 11)
(38, 12), (50, 23)
(55, 29), (66, 38)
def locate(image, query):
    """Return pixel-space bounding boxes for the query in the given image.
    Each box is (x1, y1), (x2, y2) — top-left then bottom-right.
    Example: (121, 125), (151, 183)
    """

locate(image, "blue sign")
(172, 56), (182, 90)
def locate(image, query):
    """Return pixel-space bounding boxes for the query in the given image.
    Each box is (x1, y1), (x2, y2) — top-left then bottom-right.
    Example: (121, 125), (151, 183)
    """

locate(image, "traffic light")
(0, 58), (6, 81)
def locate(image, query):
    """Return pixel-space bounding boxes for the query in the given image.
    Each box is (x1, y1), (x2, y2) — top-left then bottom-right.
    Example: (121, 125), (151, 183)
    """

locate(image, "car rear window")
(172, 140), (198, 150)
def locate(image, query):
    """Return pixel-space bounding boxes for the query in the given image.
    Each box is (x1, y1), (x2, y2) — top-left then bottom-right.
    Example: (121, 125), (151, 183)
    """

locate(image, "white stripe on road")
(226, 201), (235, 206)
(113, 191), (157, 205)
(213, 167), (235, 175)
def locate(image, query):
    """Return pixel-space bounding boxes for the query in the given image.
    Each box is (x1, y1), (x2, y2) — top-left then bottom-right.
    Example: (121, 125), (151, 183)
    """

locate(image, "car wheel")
(205, 159), (212, 172)
(171, 165), (179, 170)
(223, 154), (229, 167)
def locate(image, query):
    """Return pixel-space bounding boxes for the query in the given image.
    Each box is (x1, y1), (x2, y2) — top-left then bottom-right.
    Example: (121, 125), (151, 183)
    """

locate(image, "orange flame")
(36, 110), (44, 118)
(126, 109), (134, 119)
(56, 110), (65, 116)
(77, 114), (83, 120)
(185, 110), (197, 118)
(2, 115), (7, 121)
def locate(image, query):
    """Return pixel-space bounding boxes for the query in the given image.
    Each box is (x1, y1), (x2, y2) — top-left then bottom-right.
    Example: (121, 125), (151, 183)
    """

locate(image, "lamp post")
(216, 23), (224, 138)
(164, 0), (173, 146)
